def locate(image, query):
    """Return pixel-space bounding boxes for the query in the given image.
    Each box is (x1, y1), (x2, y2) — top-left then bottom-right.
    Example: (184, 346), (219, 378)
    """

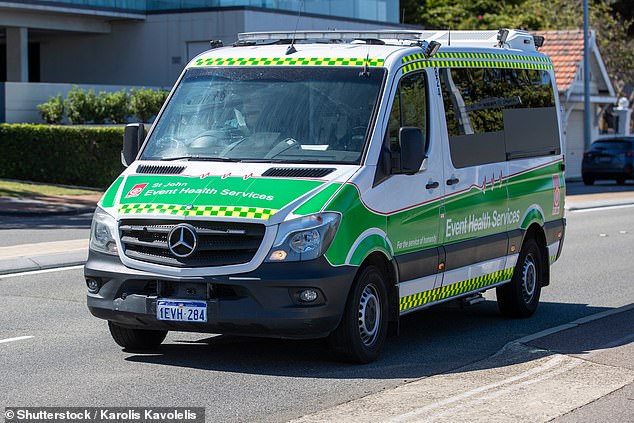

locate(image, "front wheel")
(108, 321), (167, 350)
(496, 238), (543, 318)
(582, 175), (595, 185)
(328, 265), (389, 363)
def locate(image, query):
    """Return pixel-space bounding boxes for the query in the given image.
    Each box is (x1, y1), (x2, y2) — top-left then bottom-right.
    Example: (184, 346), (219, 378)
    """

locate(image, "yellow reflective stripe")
(194, 57), (385, 67)
(118, 203), (278, 220)
(399, 267), (514, 311)
(402, 59), (553, 74)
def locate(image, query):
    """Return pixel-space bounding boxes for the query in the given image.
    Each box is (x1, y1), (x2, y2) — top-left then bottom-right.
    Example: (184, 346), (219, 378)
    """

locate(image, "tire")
(496, 238), (543, 318)
(582, 175), (594, 185)
(616, 178), (626, 185)
(328, 265), (389, 363)
(108, 321), (167, 350)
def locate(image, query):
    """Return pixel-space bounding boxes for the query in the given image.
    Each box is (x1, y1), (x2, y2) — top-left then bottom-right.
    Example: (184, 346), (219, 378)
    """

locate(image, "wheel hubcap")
(522, 255), (537, 303)
(358, 283), (381, 346)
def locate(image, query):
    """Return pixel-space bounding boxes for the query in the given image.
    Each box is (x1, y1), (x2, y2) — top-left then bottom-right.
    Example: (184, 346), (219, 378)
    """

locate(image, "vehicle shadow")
(124, 300), (621, 380)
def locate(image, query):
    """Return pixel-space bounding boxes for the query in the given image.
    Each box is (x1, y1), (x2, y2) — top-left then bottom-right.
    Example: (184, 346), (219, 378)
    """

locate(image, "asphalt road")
(0, 205), (633, 422)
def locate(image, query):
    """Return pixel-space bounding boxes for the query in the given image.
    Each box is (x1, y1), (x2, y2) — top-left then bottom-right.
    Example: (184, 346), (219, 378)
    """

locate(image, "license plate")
(598, 156), (611, 163)
(157, 299), (207, 322)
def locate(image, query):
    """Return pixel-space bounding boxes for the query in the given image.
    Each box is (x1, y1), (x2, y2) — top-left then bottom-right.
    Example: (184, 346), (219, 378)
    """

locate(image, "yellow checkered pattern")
(549, 254), (557, 264)
(401, 51), (553, 74)
(194, 57), (385, 67)
(118, 203), (278, 220)
(399, 267), (514, 312)
(403, 51), (552, 63)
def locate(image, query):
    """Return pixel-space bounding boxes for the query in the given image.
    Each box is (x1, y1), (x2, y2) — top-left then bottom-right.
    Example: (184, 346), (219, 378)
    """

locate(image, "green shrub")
(104, 89), (130, 124)
(130, 88), (169, 122)
(37, 95), (65, 125)
(65, 86), (98, 124)
(0, 124), (125, 188)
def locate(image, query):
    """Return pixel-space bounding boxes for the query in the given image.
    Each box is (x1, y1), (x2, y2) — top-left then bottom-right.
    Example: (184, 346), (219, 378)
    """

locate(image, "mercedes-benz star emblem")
(167, 224), (198, 258)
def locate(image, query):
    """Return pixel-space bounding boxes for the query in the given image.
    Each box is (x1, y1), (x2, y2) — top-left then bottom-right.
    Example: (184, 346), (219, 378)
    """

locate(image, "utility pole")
(583, 0), (591, 148)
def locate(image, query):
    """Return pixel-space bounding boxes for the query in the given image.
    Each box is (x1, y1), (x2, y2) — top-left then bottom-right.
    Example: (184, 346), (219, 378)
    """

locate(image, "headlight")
(89, 207), (118, 255)
(266, 213), (340, 262)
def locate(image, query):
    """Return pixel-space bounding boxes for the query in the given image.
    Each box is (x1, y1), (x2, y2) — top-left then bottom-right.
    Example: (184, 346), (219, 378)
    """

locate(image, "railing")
(6, 0), (397, 22)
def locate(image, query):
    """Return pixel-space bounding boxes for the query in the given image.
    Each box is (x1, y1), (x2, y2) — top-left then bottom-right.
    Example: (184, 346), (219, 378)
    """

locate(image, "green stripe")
(99, 176), (123, 208)
(399, 267), (515, 312)
(194, 57), (385, 67)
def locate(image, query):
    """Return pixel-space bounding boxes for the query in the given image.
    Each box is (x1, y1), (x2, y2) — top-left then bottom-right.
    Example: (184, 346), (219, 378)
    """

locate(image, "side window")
(375, 71), (428, 185)
(440, 67), (559, 168)
(387, 86), (401, 151)
(386, 71), (428, 153)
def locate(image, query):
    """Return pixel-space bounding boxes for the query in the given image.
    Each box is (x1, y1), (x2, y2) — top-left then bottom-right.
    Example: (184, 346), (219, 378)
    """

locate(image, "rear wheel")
(328, 265), (389, 363)
(616, 177), (626, 185)
(108, 321), (167, 350)
(583, 175), (595, 185)
(496, 238), (543, 318)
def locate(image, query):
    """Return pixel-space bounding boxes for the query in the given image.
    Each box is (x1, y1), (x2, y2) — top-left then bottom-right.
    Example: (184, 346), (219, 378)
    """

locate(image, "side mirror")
(122, 123), (145, 167)
(398, 127), (425, 175)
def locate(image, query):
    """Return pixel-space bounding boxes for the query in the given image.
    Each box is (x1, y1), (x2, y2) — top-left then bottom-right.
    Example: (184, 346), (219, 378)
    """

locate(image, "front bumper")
(85, 251), (356, 339)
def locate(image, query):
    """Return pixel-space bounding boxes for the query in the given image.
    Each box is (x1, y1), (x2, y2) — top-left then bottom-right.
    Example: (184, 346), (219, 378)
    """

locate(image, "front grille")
(120, 219), (265, 267)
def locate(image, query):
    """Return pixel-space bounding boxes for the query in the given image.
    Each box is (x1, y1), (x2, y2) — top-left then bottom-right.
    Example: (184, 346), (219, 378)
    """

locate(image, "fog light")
(86, 278), (101, 294)
(269, 250), (287, 261)
(299, 289), (318, 303)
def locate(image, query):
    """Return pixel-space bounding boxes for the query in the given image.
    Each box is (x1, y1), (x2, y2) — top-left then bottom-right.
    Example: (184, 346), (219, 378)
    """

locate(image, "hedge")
(0, 124), (125, 188)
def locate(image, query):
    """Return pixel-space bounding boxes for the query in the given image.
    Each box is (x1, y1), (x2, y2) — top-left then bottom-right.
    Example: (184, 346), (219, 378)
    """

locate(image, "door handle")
(425, 181), (439, 189)
(446, 177), (460, 186)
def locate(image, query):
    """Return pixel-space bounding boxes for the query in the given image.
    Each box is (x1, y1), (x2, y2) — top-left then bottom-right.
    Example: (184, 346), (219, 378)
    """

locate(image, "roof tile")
(534, 30), (585, 91)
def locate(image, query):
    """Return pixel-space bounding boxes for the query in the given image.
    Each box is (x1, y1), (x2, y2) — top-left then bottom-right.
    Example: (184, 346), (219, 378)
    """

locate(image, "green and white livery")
(86, 29), (566, 363)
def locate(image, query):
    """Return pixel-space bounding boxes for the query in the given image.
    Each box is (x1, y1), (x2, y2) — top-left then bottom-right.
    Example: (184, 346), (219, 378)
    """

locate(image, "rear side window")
(440, 67), (559, 168)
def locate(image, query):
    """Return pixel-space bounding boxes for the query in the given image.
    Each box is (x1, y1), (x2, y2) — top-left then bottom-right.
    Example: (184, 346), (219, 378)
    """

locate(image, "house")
(534, 30), (617, 180)
(0, 0), (403, 123)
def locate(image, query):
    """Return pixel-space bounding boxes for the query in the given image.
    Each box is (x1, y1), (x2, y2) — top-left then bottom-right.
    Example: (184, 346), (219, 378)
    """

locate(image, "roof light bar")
(238, 30), (425, 42)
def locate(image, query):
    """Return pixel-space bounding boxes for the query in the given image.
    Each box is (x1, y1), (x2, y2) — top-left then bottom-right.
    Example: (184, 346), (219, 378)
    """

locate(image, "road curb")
(0, 260), (86, 277)
(0, 250), (87, 276)
(0, 207), (96, 217)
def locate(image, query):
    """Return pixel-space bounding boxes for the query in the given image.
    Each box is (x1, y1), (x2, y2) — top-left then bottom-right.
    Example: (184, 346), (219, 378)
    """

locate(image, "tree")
(405, 0), (634, 96)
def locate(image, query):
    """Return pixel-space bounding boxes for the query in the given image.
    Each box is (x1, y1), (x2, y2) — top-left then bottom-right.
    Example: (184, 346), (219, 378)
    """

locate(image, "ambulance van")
(86, 29), (566, 363)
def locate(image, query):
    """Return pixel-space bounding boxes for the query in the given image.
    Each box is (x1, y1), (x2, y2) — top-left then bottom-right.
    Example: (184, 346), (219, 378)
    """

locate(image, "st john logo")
(126, 183), (148, 198)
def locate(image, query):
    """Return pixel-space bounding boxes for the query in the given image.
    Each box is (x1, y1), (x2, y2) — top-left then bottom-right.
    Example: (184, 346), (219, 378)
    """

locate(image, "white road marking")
(571, 203), (634, 213)
(0, 265), (84, 279)
(0, 336), (33, 344)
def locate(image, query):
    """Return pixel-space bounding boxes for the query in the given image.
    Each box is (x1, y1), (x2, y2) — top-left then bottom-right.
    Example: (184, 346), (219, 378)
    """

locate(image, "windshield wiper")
(160, 156), (238, 162)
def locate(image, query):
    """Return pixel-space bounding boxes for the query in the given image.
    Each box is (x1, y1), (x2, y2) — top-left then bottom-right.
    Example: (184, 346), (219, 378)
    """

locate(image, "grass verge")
(0, 179), (100, 197)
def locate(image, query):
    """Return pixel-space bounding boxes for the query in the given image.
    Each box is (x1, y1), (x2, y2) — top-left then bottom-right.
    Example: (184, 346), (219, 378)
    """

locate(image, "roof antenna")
(359, 48), (371, 78)
(286, 0), (304, 55)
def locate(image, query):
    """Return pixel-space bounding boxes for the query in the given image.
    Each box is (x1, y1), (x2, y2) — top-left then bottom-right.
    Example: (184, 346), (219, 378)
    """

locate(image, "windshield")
(141, 66), (385, 164)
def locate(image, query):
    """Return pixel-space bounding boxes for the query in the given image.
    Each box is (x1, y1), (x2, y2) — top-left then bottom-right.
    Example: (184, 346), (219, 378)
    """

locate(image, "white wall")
(563, 105), (601, 180)
(37, 8), (405, 88)
(1, 82), (160, 123)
